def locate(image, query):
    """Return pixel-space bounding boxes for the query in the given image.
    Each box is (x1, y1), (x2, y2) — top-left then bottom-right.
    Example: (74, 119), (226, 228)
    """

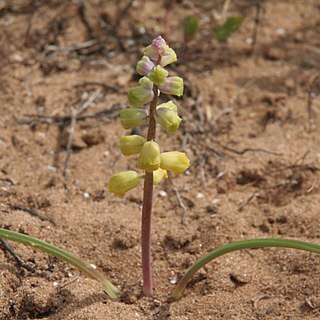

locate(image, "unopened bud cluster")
(108, 36), (190, 197)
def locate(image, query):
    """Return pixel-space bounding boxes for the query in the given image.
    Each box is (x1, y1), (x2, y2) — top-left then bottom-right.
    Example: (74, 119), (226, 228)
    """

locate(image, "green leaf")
(0, 228), (120, 299)
(183, 16), (199, 38)
(172, 238), (320, 300)
(212, 16), (244, 41)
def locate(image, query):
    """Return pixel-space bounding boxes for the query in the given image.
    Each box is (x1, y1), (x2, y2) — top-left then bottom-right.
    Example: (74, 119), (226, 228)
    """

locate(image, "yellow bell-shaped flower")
(118, 135), (146, 156)
(108, 171), (142, 197)
(137, 141), (161, 172)
(156, 100), (178, 113)
(154, 107), (182, 133)
(153, 168), (168, 185)
(160, 151), (190, 175)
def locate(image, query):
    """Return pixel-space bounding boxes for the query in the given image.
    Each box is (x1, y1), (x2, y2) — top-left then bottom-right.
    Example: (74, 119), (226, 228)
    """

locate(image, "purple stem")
(141, 85), (158, 296)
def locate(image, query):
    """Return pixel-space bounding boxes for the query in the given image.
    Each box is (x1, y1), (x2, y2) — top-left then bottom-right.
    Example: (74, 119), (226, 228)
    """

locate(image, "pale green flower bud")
(137, 141), (161, 172)
(108, 171), (142, 197)
(136, 56), (155, 76)
(156, 100), (178, 113)
(128, 86), (154, 107)
(138, 76), (153, 89)
(159, 76), (184, 96)
(160, 47), (177, 67)
(120, 108), (147, 129)
(147, 65), (169, 85)
(144, 44), (158, 61)
(154, 107), (182, 133)
(160, 151), (190, 175)
(153, 168), (168, 185)
(118, 135), (146, 156)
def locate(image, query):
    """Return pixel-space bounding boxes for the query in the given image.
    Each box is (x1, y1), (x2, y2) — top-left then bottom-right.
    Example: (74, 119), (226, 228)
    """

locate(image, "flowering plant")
(108, 35), (189, 295)
(1, 37), (320, 305)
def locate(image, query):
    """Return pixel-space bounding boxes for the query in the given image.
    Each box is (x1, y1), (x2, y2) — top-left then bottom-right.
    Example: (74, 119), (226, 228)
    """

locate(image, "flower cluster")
(108, 36), (190, 197)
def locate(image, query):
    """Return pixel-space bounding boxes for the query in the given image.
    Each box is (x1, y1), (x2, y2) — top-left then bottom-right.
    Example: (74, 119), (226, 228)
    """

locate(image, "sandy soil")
(1, 0), (320, 319)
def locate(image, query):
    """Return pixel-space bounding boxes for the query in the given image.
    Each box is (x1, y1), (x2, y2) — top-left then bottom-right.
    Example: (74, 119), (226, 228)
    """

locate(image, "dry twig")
(11, 203), (55, 225)
(0, 238), (34, 272)
(211, 139), (283, 156)
(251, 0), (262, 50)
(16, 105), (122, 125)
(63, 89), (101, 181)
(168, 177), (188, 225)
(238, 191), (259, 211)
(307, 74), (320, 128)
(113, 0), (135, 31)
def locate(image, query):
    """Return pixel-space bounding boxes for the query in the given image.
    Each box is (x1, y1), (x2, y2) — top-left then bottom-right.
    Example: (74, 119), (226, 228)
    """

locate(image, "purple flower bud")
(136, 56), (155, 76)
(144, 35), (177, 67)
(152, 36), (167, 55)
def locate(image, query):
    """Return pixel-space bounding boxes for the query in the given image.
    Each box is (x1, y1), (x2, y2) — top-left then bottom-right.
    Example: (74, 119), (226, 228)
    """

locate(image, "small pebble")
(202, 16), (210, 24)
(216, 172), (224, 179)
(83, 192), (90, 199)
(159, 190), (167, 197)
(11, 54), (23, 62)
(46, 165), (57, 172)
(276, 28), (285, 35)
(81, 91), (89, 100)
(245, 37), (253, 45)
(196, 192), (204, 199)
(170, 277), (177, 285)
(211, 198), (220, 205)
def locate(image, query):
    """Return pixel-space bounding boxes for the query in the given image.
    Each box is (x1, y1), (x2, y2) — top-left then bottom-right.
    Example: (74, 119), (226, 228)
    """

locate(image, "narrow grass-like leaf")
(212, 16), (244, 41)
(183, 16), (199, 38)
(0, 228), (120, 299)
(172, 238), (320, 300)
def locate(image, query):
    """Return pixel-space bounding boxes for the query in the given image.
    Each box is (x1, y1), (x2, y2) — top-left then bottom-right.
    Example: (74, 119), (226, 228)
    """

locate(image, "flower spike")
(108, 36), (190, 297)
